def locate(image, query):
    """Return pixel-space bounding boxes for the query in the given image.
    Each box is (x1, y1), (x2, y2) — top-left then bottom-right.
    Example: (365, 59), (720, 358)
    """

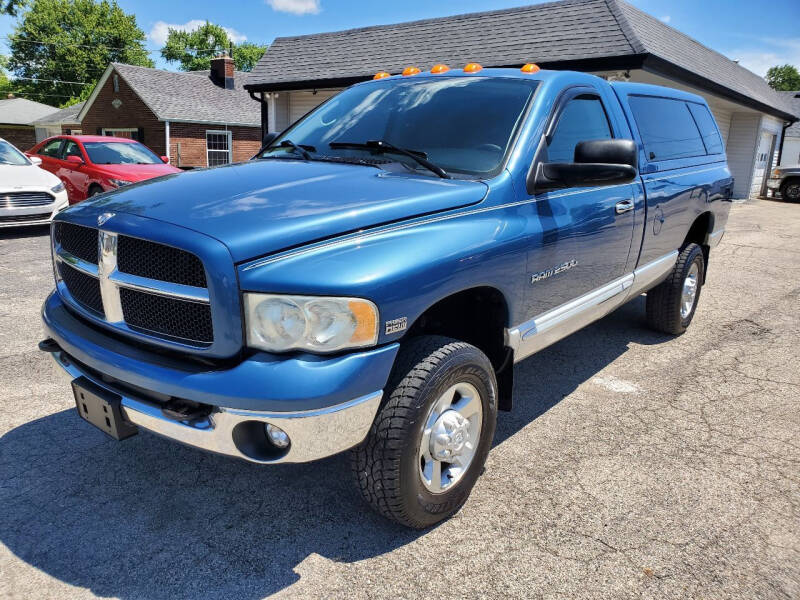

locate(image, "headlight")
(108, 178), (132, 188)
(51, 181), (65, 193)
(244, 293), (379, 353)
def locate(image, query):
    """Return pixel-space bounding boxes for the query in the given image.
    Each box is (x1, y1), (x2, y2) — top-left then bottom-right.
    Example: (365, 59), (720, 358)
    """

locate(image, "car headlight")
(244, 293), (379, 353)
(51, 181), (65, 193)
(108, 178), (132, 188)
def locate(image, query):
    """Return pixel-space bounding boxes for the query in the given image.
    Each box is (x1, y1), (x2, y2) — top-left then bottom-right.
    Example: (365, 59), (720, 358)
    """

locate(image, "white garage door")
(288, 90), (340, 125)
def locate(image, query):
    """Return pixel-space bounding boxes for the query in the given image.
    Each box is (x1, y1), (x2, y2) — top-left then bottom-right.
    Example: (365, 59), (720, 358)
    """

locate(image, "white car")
(1, 137), (69, 227)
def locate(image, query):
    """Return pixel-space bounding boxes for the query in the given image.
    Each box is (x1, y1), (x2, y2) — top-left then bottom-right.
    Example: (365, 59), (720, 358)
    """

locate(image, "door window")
(628, 96), (706, 161)
(38, 139), (63, 158)
(547, 95), (612, 163)
(63, 140), (83, 160)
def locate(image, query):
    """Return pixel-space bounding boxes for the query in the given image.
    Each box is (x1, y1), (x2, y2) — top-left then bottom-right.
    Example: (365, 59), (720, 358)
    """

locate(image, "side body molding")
(506, 251), (678, 362)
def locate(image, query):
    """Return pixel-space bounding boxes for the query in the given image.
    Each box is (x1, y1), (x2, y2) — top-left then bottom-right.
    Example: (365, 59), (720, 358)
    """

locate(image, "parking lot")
(0, 198), (798, 599)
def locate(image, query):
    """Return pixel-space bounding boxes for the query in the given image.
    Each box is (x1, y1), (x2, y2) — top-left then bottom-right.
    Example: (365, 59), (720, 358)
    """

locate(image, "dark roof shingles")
(247, 0), (795, 120)
(113, 63), (259, 126)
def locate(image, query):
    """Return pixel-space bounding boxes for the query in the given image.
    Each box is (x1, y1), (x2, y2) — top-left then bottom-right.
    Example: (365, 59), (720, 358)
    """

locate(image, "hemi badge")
(385, 317), (407, 335)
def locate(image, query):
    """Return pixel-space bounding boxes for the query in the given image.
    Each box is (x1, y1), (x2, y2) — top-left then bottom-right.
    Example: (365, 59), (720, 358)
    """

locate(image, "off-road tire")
(646, 242), (705, 335)
(350, 335), (497, 529)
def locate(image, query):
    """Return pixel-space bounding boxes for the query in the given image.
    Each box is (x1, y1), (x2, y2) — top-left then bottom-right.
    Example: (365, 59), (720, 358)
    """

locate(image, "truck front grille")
(58, 262), (104, 316)
(120, 288), (213, 344)
(54, 222), (98, 264)
(2, 191), (54, 207)
(117, 235), (207, 287)
(53, 224), (214, 347)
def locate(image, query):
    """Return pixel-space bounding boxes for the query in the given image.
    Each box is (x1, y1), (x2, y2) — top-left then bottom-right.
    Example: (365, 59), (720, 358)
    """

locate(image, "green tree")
(1, 0), (26, 16)
(765, 64), (800, 91)
(161, 21), (266, 72)
(6, 0), (153, 105)
(0, 56), (12, 96)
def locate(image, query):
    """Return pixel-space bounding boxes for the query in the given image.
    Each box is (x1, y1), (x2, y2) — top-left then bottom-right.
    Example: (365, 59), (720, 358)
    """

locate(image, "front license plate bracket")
(72, 377), (138, 440)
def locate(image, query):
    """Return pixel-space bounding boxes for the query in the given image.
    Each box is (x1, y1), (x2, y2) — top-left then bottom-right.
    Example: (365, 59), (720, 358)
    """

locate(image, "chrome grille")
(1, 191), (54, 208)
(0, 212), (51, 223)
(53, 224), (214, 346)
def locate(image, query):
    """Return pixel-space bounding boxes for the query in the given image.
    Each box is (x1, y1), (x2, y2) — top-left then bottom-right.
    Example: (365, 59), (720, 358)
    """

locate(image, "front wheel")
(646, 243), (705, 335)
(780, 180), (800, 202)
(350, 336), (497, 528)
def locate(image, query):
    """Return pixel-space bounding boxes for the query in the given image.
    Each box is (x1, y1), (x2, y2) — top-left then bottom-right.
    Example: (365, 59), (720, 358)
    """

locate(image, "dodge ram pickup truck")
(40, 65), (732, 528)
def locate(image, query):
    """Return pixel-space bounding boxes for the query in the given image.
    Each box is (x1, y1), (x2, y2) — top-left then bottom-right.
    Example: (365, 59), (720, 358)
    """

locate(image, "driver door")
(58, 140), (91, 202)
(523, 87), (638, 317)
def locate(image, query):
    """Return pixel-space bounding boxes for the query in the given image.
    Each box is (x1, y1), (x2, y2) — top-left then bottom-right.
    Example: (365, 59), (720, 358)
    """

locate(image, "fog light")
(265, 423), (290, 448)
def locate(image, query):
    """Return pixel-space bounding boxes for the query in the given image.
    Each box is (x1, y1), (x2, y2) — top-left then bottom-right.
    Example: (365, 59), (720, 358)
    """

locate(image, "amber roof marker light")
(521, 63), (541, 73)
(463, 62), (483, 73)
(402, 66), (421, 76)
(430, 64), (450, 74)
(373, 71), (391, 80)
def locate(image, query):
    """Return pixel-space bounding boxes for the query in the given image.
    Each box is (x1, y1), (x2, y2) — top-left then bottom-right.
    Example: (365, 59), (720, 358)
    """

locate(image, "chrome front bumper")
(51, 350), (382, 464)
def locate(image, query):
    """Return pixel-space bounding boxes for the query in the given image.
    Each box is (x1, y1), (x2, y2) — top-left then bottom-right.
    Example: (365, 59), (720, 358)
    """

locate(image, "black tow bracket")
(38, 338), (60, 353)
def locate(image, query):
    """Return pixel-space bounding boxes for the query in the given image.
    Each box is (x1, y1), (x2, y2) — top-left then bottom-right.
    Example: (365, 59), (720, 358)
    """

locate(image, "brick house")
(0, 97), (59, 149)
(77, 56), (261, 168)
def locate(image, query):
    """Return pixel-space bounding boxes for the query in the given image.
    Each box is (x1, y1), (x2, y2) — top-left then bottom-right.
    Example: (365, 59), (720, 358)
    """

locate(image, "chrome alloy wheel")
(680, 262), (700, 319)
(418, 382), (483, 493)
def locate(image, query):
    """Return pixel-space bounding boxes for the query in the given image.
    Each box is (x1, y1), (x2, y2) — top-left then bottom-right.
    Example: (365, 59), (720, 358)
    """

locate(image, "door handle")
(615, 199), (634, 214)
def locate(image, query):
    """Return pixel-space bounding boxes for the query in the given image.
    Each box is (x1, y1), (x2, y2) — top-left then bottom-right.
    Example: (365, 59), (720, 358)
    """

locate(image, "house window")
(113, 74), (119, 92)
(206, 130), (232, 166)
(102, 128), (138, 140)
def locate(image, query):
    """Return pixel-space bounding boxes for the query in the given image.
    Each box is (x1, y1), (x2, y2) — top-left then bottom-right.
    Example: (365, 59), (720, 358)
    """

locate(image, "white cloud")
(726, 38), (800, 77)
(266, 0), (321, 15)
(148, 20), (248, 47)
(659, 15), (671, 23)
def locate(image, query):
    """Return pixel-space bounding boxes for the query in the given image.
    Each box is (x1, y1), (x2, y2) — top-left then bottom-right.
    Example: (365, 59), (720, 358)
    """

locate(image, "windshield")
(260, 77), (537, 177)
(83, 141), (162, 165)
(0, 140), (31, 166)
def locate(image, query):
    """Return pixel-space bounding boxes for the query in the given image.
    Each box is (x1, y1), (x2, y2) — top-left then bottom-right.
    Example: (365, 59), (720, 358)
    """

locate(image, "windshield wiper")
(275, 139), (316, 160)
(329, 140), (449, 179)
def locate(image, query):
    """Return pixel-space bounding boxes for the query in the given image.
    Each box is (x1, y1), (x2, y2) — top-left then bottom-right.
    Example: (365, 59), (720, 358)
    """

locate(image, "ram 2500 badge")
(40, 64), (732, 528)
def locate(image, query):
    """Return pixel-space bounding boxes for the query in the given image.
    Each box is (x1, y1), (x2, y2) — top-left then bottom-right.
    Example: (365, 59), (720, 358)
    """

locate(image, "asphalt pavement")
(0, 198), (798, 599)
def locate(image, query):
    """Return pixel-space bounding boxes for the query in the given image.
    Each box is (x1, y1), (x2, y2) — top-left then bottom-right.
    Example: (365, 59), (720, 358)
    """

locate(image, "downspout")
(248, 89), (269, 142)
(165, 120), (170, 163)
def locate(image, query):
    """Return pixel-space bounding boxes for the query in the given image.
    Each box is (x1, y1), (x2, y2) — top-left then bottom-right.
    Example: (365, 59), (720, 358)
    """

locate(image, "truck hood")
(79, 159), (488, 262)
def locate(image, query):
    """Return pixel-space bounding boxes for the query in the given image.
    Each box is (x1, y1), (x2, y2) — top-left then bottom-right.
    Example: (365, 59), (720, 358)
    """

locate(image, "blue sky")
(2, 0), (799, 79)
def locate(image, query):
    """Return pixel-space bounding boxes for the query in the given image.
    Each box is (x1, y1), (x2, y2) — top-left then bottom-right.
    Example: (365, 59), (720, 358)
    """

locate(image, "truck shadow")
(0, 296), (669, 599)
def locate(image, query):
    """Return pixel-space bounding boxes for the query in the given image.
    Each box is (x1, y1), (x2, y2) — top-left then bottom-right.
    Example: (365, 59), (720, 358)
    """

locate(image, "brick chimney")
(210, 53), (235, 90)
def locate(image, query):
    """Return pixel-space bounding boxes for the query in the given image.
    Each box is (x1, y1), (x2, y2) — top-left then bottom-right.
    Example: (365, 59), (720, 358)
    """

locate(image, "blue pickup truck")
(41, 66), (732, 528)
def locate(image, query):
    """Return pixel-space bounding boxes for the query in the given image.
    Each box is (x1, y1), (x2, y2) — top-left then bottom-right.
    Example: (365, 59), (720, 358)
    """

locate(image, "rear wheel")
(646, 243), (705, 335)
(350, 335), (497, 528)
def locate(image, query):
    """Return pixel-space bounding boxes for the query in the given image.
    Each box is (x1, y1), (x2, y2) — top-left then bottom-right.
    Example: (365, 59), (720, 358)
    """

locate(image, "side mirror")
(532, 139), (638, 194)
(160, 155), (170, 164)
(29, 155), (42, 166)
(65, 155), (84, 165)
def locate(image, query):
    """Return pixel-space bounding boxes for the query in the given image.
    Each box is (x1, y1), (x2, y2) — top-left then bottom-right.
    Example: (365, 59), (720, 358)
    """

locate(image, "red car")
(28, 135), (182, 204)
